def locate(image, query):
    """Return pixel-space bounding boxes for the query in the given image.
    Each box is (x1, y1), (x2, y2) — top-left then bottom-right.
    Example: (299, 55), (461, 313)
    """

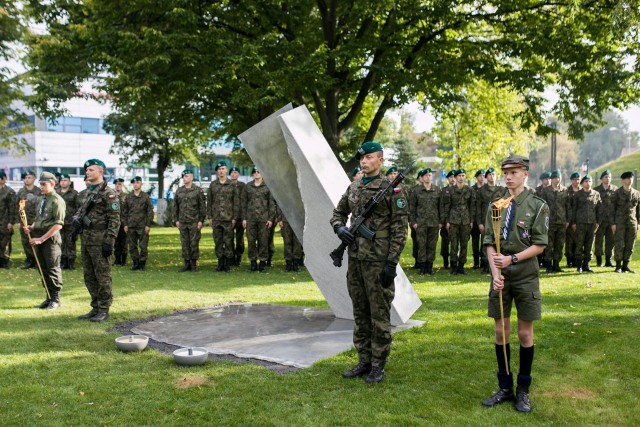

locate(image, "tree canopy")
(23, 0), (640, 172)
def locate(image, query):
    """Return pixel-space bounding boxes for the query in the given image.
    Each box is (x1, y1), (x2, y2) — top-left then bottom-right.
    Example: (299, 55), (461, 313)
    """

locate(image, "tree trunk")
(156, 147), (170, 199)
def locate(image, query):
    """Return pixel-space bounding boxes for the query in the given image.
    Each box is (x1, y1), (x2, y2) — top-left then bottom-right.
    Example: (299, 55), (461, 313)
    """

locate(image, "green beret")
(416, 170), (423, 179)
(570, 172), (580, 180)
(446, 170), (455, 178)
(230, 166), (240, 173)
(539, 172), (551, 180)
(580, 174), (592, 184)
(475, 169), (485, 178)
(355, 141), (383, 160)
(600, 170), (611, 179)
(501, 154), (529, 170)
(621, 171), (634, 179)
(385, 166), (398, 176)
(550, 169), (561, 179)
(423, 168), (432, 175)
(24, 170), (36, 178)
(181, 169), (193, 177)
(130, 176), (142, 183)
(0, 171), (6, 179)
(60, 173), (70, 179)
(251, 166), (259, 175)
(484, 167), (495, 177)
(20, 173), (26, 180)
(39, 172), (57, 183)
(352, 166), (362, 178)
(215, 161), (228, 171)
(454, 168), (466, 176)
(54, 172), (62, 178)
(112, 178), (124, 184)
(84, 159), (106, 170)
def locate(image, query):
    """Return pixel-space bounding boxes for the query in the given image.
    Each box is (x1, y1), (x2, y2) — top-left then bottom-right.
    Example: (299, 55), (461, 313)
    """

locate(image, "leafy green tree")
(23, 0), (640, 174)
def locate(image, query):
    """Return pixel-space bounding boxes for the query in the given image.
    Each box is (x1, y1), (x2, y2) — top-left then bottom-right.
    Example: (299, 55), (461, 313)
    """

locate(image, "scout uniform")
(207, 162), (240, 272)
(438, 170), (456, 268)
(482, 154), (548, 413)
(593, 170), (617, 267)
(330, 141), (408, 383)
(569, 175), (601, 272)
(242, 168), (276, 272)
(611, 171), (640, 273)
(31, 172), (66, 309)
(0, 171), (16, 268)
(230, 167), (246, 266)
(57, 174), (79, 270)
(122, 176), (154, 271)
(17, 171), (41, 269)
(409, 168), (440, 275)
(173, 169), (207, 272)
(443, 169), (476, 275)
(112, 178), (128, 266)
(540, 170), (570, 272)
(470, 169), (485, 269)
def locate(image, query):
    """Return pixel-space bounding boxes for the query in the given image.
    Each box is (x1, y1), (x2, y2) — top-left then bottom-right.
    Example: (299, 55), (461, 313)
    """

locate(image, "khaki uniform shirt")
(33, 191), (65, 233)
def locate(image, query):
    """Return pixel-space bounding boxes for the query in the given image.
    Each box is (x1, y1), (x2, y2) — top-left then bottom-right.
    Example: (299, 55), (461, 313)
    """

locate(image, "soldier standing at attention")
(535, 172), (551, 197)
(540, 170), (570, 273)
(565, 172), (581, 267)
(77, 159), (120, 322)
(112, 178), (128, 266)
(444, 169), (476, 275)
(611, 171), (640, 273)
(0, 171), (16, 269)
(17, 170), (41, 269)
(408, 171), (424, 269)
(57, 174), (79, 270)
(277, 205), (303, 272)
(439, 170), (456, 269)
(471, 169), (486, 269)
(482, 154), (548, 413)
(76, 175), (91, 207)
(122, 176), (154, 271)
(173, 169), (206, 272)
(25, 172), (65, 310)
(477, 168), (504, 273)
(593, 170), (617, 267)
(409, 168), (441, 275)
(352, 166), (363, 182)
(330, 141), (408, 383)
(242, 167), (276, 272)
(230, 166), (245, 266)
(569, 175), (601, 273)
(207, 161), (239, 273)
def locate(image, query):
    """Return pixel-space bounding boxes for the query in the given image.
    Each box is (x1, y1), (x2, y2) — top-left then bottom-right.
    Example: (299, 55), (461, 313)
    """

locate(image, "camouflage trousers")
(416, 225), (439, 263)
(470, 222), (481, 262)
(33, 231), (63, 291)
(440, 226), (449, 259)
(410, 227), (418, 260)
(0, 227), (12, 260)
(246, 221), (269, 262)
(565, 226), (576, 261)
(212, 221), (234, 259)
(269, 224), (276, 259)
(233, 221), (245, 257)
(449, 224), (470, 265)
(127, 228), (150, 262)
(114, 224), (127, 258)
(81, 243), (113, 311)
(280, 222), (302, 260)
(60, 224), (78, 261)
(614, 222), (638, 262)
(574, 223), (597, 264)
(20, 228), (35, 260)
(347, 259), (394, 368)
(546, 223), (567, 262)
(179, 223), (201, 260)
(594, 221), (614, 260)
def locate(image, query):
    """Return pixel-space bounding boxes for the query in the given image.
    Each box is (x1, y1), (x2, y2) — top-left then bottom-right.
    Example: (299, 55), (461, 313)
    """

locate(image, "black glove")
(379, 262), (397, 288)
(102, 243), (113, 258)
(334, 225), (355, 246)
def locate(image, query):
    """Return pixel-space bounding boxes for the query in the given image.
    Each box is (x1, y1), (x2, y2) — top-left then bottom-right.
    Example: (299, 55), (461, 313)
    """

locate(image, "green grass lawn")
(591, 149), (640, 186)
(1, 227), (639, 426)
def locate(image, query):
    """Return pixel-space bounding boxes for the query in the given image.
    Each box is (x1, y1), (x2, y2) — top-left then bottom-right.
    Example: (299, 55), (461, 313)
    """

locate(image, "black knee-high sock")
(519, 345), (534, 376)
(495, 343), (511, 373)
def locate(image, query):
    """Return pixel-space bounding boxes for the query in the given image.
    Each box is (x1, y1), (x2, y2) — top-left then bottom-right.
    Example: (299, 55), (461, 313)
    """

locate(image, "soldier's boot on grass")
(622, 261), (635, 273)
(37, 297), (51, 309)
(419, 263), (426, 275)
(68, 258), (75, 270)
(342, 360), (371, 379)
(605, 257), (614, 267)
(292, 259), (301, 273)
(78, 308), (98, 319)
(250, 260), (258, 272)
(614, 261), (623, 273)
(215, 258), (223, 272)
(482, 372), (514, 407)
(258, 261), (266, 273)
(131, 260), (140, 271)
(285, 260), (292, 272)
(365, 365), (385, 384)
(190, 260), (198, 272)
(457, 263), (467, 275)
(90, 311), (109, 322)
(514, 374), (533, 413)
(139, 260), (146, 271)
(582, 260), (593, 273)
(47, 287), (60, 310)
(21, 257), (34, 269)
(473, 254), (480, 269)
(552, 260), (564, 272)
(545, 260), (553, 273)
(450, 261), (457, 275)
(575, 259), (583, 273)
(225, 257), (233, 272)
(179, 259), (191, 272)
(266, 254), (273, 267)
(596, 255), (602, 267)
(426, 262), (435, 276)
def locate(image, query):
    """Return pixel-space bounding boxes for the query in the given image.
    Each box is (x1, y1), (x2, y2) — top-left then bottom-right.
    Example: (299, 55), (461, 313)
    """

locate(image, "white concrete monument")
(238, 104), (421, 325)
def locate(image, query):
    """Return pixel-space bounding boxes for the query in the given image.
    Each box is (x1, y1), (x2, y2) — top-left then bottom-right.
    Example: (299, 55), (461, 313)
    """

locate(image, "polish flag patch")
(393, 188), (401, 193)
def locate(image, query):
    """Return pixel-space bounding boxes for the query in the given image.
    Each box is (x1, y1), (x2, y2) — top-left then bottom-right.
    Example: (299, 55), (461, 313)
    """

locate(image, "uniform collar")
(361, 174), (380, 186)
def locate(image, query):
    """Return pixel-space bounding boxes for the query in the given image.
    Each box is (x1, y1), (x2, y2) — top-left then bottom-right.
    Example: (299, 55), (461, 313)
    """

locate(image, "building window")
(82, 118), (100, 134)
(48, 117), (64, 132)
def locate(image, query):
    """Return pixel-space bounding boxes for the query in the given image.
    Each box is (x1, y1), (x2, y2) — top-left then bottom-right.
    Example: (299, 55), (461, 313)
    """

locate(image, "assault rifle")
(330, 160), (415, 268)
(71, 181), (109, 239)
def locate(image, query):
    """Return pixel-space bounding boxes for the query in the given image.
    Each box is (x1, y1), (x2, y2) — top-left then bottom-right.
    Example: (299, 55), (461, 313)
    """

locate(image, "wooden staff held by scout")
(490, 195), (514, 375)
(18, 199), (50, 299)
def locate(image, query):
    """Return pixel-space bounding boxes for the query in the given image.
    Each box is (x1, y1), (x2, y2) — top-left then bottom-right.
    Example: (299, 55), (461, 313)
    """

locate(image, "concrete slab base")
(132, 304), (423, 368)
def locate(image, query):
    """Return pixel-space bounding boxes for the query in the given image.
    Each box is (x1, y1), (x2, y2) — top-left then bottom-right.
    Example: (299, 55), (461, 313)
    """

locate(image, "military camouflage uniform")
(57, 188), (79, 268)
(439, 184), (453, 267)
(408, 183), (421, 266)
(477, 184), (505, 270)
(242, 180), (276, 267)
(611, 186), (640, 267)
(565, 185), (581, 265)
(0, 184), (16, 267)
(569, 189), (601, 269)
(32, 190), (66, 303)
(594, 183), (618, 265)
(77, 188), (90, 207)
(17, 185), (41, 265)
(409, 183), (440, 273)
(331, 176), (408, 369)
(80, 183), (120, 314)
(443, 184), (476, 271)
(122, 191), (154, 265)
(173, 185), (207, 262)
(207, 178), (239, 269)
(231, 179), (246, 265)
(277, 206), (303, 270)
(113, 190), (128, 265)
(540, 184), (570, 270)
(470, 182), (483, 268)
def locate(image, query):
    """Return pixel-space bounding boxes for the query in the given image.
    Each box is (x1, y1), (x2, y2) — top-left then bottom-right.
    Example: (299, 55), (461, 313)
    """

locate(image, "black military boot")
(450, 261), (457, 275)
(482, 372), (514, 407)
(457, 263), (467, 275)
(285, 260), (292, 272)
(595, 255), (602, 267)
(342, 361), (371, 378)
(37, 297), (51, 309)
(575, 259), (583, 273)
(90, 311), (109, 322)
(225, 257), (233, 272)
(47, 288), (60, 310)
(622, 261), (635, 273)
(365, 366), (385, 383)
(179, 259), (191, 272)
(426, 262), (435, 276)
(258, 261), (266, 272)
(515, 386), (532, 412)
(139, 260), (146, 271)
(190, 260), (198, 272)
(546, 260), (553, 273)
(582, 260), (593, 273)
(552, 260), (564, 272)
(605, 257), (613, 267)
(130, 260), (140, 271)
(419, 263), (426, 275)
(21, 257), (34, 269)
(443, 255), (449, 269)
(250, 260), (258, 272)
(78, 308), (99, 319)
(614, 261), (623, 273)
(292, 259), (301, 273)
(473, 255), (480, 269)
(215, 258), (223, 272)
(68, 258), (75, 270)
(61, 256), (68, 270)
(266, 255), (273, 267)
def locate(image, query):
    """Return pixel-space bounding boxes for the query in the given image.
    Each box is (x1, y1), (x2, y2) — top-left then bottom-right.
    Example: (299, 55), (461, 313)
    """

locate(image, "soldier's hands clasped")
(379, 262), (397, 288)
(334, 225), (355, 245)
(102, 243), (113, 258)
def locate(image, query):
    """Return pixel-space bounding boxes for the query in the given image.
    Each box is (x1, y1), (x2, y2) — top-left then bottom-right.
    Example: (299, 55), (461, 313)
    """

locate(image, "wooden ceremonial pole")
(18, 200), (50, 299)
(491, 197), (513, 376)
